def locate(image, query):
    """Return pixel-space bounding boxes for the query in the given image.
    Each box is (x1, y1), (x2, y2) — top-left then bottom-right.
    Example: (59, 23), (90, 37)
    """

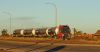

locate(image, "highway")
(0, 40), (100, 52)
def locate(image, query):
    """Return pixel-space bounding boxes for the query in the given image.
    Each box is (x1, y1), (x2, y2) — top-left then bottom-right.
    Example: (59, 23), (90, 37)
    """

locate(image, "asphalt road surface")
(0, 40), (100, 52)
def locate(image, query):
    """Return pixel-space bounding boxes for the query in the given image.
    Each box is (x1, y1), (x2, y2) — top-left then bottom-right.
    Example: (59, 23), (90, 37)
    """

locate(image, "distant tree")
(1, 29), (9, 36)
(76, 31), (83, 35)
(83, 33), (87, 35)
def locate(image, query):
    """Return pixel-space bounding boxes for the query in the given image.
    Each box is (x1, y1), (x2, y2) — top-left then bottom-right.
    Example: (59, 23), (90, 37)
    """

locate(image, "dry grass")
(0, 36), (100, 45)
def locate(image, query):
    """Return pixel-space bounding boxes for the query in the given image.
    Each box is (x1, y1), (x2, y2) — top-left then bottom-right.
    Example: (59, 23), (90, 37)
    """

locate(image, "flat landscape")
(0, 37), (100, 52)
(0, 0), (100, 52)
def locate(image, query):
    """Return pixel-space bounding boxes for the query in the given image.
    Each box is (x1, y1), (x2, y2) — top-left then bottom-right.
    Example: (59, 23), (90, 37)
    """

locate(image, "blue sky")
(0, 0), (100, 34)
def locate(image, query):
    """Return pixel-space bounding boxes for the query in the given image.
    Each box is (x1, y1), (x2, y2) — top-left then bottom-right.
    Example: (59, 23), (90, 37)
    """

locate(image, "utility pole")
(45, 2), (59, 27)
(2, 11), (12, 35)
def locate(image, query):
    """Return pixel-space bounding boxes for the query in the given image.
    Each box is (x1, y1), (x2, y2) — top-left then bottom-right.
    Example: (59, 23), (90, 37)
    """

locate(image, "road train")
(13, 25), (71, 40)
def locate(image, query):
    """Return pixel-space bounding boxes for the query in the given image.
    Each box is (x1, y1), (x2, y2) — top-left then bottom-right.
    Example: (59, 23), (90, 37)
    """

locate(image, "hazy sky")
(0, 0), (100, 34)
